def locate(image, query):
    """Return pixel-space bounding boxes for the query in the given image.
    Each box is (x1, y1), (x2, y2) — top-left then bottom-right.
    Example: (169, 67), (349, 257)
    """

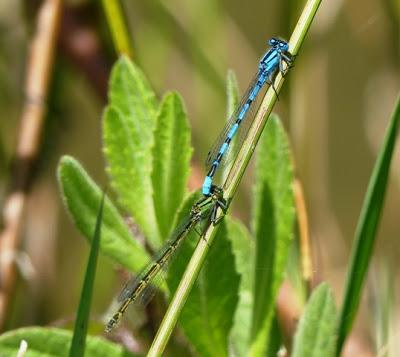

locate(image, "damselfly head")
(268, 38), (289, 52)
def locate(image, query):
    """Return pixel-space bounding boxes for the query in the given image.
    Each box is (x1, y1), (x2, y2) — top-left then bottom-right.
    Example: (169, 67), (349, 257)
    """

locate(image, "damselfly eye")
(268, 38), (277, 46)
(279, 42), (289, 51)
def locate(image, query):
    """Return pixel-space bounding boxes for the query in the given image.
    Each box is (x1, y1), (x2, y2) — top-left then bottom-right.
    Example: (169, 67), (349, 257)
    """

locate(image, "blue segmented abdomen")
(202, 176), (213, 195)
(201, 38), (291, 196)
(227, 123), (239, 139)
(202, 97), (254, 196)
(219, 142), (229, 155)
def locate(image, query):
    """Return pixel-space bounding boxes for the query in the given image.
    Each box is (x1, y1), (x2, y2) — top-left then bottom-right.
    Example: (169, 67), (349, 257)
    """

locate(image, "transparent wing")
(205, 72), (266, 174)
(205, 73), (259, 168)
(106, 197), (218, 332)
(117, 214), (196, 303)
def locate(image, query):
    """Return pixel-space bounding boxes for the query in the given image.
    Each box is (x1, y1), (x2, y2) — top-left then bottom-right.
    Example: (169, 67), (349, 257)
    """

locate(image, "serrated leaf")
(165, 207), (240, 357)
(103, 56), (160, 247)
(69, 192), (104, 356)
(0, 327), (137, 357)
(108, 57), (157, 141)
(151, 92), (193, 239)
(249, 115), (295, 356)
(228, 218), (254, 357)
(336, 96), (400, 354)
(292, 283), (337, 357)
(58, 156), (149, 273)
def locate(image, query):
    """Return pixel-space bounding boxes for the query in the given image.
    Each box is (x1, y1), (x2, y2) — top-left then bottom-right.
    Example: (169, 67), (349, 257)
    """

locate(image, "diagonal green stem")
(101, 0), (134, 58)
(147, 1), (322, 355)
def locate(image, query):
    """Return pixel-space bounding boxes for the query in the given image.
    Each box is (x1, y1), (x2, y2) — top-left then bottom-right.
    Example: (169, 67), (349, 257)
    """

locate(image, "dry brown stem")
(0, 0), (61, 330)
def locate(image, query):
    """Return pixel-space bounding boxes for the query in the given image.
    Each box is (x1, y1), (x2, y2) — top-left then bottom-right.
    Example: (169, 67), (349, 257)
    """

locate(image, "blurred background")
(0, 0), (399, 354)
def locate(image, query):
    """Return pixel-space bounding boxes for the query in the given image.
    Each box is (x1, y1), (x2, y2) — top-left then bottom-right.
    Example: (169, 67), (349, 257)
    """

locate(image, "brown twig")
(0, 0), (61, 330)
(293, 178), (314, 296)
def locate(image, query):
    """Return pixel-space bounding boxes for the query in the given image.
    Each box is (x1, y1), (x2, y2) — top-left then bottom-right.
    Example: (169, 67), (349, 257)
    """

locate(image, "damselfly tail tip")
(105, 313), (121, 333)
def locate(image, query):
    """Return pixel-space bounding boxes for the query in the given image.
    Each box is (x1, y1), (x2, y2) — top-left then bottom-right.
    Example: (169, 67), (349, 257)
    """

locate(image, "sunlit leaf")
(103, 56), (160, 247)
(58, 156), (149, 273)
(292, 283), (337, 357)
(249, 115), (295, 356)
(0, 327), (137, 357)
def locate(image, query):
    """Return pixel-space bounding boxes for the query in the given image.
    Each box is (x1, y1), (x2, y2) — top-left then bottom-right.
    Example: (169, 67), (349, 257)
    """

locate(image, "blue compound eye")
(279, 42), (289, 51)
(268, 38), (277, 46)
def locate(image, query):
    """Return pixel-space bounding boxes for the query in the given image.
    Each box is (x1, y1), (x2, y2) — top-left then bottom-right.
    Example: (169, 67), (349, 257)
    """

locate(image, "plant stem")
(101, 0), (134, 58)
(0, 0), (61, 330)
(147, 0), (322, 355)
(294, 178), (313, 296)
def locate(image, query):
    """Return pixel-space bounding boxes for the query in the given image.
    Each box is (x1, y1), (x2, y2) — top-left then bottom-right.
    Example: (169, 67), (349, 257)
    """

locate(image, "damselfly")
(106, 188), (226, 332)
(202, 38), (293, 197)
(106, 37), (293, 332)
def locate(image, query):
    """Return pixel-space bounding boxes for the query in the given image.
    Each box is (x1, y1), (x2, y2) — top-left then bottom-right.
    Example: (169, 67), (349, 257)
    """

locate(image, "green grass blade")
(58, 156), (149, 273)
(336, 96), (400, 354)
(0, 327), (137, 357)
(69, 190), (105, 357)
(292, 283), (337, 357)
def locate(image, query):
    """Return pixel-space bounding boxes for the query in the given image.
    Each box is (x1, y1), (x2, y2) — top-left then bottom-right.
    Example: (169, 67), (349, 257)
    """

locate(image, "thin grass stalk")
(101, 0), (134, 58)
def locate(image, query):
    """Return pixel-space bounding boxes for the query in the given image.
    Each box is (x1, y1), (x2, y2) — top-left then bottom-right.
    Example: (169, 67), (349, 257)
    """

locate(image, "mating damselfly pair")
(106, 38), (293, 332)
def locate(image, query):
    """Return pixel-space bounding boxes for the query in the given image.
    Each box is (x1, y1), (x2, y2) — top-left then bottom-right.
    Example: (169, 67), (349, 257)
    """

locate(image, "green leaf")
(103, 56), (160, 247)
(0, 327), (137, 357)
(165, 204), (240, 357)
(69, 191), (104, 357)
(151, 92), (193, 239)
(266, 317), (283, 357)
(180, 223), (240, 357)
(292, 283), (337, 357)
(249, 115), (295, 356)
(226, 70), (239, 119)
(336, 96), (400, 354)
(228, 218), (254, 356)
(58, 156), (149, 273)
(373, 262), (394, 356)
(223, 70), (240, 181)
